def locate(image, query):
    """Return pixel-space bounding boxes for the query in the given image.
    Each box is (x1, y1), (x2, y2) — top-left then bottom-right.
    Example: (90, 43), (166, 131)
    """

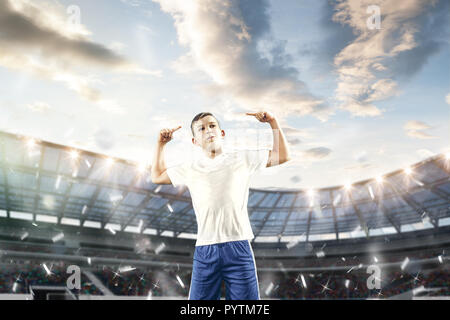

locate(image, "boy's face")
(192, 115), (225, 152)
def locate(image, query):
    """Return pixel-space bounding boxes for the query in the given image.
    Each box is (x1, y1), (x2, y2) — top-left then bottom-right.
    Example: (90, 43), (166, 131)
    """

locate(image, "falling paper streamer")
(286, 239), (299, 250)
(107, 226), (116, 235)
(265, 282), (274, 296)
(438, 255), (443, 264)
(401, 257), (410, 270)
(345, 279), (350, 288)
(55, 175), (61, 190)
(146, 290), (153, 300)
(316, 251), (325, 258)
(87, 257), (91, 265)
(167, 203), (173, 213)
(119, 266), (136, 273)
(137, 220), (144, 233)
(85, 159), (91, 168)
(333, 194), (341, 207)
(20, 232), (29, 241)
(154, 185), (162, 193)
(42, 263), (52, 276)
(373, 256), (378, 263)
(300, 274), (307, 288)
(176, 275), (185, 289)
(155, 243), (166, 255)
(81, 205), (88, 215)
(52, 232), (64, 243)
(12, 282), (18, 292)
(368, 186), (375, 200)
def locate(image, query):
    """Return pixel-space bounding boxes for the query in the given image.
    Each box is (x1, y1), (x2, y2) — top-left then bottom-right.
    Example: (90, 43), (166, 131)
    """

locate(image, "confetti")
(300, 274), (307, 288)
(155, 243), (166, 255)
(55, 175), (61, 190)
(137, 220), (144, 233)
(81, 205), (88, 215)
(265, 282), (274, 296)
(154, 185), (162, 193)
(20, 232), (29, 241)
(87, 257), (91, 265)
(52, 232), (64, 242)
(42, 263), (52, 276)
(176, 275), (185, 289)
(368, 186), (375, 200)
(107, 227), (116, 235)
(167, 203), (173, 213)
(119, 265), (136, 273)
(438, 255), (443, 264)
(401, 257), (410, 270)
(345, 279), (350, 288)
(316, 251), (326, 258)
(333, 194), (341, 206)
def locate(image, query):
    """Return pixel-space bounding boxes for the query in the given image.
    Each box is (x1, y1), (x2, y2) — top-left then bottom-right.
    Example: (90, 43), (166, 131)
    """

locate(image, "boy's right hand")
(158, 126), (182, 145)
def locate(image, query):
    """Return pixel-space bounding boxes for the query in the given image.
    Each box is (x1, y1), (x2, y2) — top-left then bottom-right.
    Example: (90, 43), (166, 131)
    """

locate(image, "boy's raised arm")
(151, 126), (181, 184)
(246, 111), (291, 167)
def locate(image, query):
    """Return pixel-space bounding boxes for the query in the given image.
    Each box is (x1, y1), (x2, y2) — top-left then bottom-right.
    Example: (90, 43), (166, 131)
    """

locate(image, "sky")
(0, 0), (449, 190)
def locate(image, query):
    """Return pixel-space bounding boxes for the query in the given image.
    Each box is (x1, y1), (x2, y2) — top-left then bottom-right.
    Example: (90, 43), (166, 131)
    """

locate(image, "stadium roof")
(0, 131), (449, 243)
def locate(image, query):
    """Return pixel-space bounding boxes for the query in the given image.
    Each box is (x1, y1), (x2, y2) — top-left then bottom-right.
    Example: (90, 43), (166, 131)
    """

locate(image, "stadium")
(0, 131), (448, 300)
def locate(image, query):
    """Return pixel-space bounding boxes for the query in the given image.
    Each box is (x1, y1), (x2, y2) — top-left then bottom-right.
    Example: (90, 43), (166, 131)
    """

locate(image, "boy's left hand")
(245, 111), (275, 123)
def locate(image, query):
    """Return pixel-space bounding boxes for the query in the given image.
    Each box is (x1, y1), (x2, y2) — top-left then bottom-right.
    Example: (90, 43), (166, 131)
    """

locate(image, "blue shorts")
(189, 240), (260, 300)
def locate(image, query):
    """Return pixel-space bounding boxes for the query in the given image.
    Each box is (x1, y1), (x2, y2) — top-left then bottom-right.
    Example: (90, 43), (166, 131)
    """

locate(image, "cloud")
(0, 0), (160, 111)
(403, 120), (436, 140)
(27, 101), (51, 113)
(301, 147), (332, 160)
(416, 148), (435, 159)
(406, 130), (436, 140)
(93, 128), (117, 150)
(403, 120), (431, 131)
(154, 0), (332, 122)
(330, 0), (449, 117)
(354, 150), (368, 163)
(446, 93), (450, 105)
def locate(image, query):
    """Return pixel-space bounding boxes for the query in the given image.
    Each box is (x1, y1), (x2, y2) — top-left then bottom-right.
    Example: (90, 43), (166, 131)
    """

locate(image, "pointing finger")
(171, 125), (182, 132)
(246, 112), (257, 116)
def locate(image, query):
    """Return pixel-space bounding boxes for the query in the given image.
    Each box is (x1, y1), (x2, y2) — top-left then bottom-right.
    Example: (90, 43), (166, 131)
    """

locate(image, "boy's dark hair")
(190, 112), (221, 136)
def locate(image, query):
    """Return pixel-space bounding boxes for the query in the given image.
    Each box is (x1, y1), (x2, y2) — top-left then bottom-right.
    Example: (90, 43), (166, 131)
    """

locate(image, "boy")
(151, 111), (291, 300)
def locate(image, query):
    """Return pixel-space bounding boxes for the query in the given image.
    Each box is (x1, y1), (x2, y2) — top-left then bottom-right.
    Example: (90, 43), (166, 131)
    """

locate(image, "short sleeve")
(166, 163), (190, 187)
(244, 149), (270, 175)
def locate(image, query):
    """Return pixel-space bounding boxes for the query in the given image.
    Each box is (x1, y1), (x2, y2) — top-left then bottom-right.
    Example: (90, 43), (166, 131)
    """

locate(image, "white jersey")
(166, 149), (270, 246)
